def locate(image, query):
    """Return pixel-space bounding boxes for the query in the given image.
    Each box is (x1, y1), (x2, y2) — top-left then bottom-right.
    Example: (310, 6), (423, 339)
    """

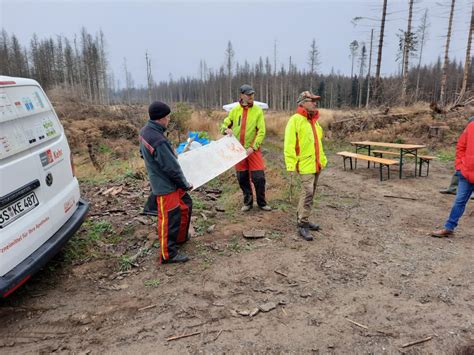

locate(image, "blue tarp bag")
(176, 131), (210, 154)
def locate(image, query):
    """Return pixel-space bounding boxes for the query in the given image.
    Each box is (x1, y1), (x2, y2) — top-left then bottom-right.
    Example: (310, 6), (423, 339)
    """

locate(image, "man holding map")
(221, 84), (272, 212)
(139, 101), (193, 264)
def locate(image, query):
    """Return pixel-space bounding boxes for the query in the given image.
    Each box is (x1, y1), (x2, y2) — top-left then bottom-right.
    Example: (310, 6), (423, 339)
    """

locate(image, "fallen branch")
(213, 329), (223, 341)
(138, 304), (156, 311)
(346, 318), (368, 329)
(383, 195), (418, 201)
(89, 209), (127, 216)
(274, 270), (288, 277)
(402, 336), (432, 348)
(166, 331), (201, 342)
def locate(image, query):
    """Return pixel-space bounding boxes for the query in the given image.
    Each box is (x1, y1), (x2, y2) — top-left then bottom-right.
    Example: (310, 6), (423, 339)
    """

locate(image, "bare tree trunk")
(366, 29), (374, 108)
(456, 4), (473, 104)
(145, 51), (153, 104)
(401, 0), (414, 105)
(440, 0), (456, 106)
(225, 41), (234, 102)
(374, 0), (388, 101)
(415, 9), (429, 101)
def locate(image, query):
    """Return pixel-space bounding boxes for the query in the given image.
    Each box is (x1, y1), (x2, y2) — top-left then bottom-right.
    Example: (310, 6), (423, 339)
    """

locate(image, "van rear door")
(0, 80), (80, 277)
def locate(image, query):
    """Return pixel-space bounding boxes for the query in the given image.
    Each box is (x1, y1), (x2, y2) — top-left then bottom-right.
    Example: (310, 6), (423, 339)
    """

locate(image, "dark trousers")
(156, 190), (192, 262)
(236, 170), (267, 207)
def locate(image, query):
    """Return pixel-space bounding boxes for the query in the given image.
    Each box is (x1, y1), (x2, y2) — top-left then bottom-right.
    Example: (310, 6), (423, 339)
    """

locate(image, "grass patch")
(192, 195), (206, 210)
(77, 155), (144, 184)
(64, 220), (115, 262)
(63, 219), (133, 265)
(98, 143), (112, 154)
(144, 279), (161, 287)
(437, 147), (456, 162)
(323, 140), (353, 154)
(118, 255), (134, 271)
(226, 235), (255, 253)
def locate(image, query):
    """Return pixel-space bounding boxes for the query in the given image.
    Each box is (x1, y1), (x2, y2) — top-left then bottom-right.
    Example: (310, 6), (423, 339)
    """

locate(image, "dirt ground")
(1, 149), (473, 354)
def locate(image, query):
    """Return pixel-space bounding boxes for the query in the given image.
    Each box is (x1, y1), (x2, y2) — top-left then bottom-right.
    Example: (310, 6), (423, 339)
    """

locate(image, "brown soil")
(1, 154), (473, 353)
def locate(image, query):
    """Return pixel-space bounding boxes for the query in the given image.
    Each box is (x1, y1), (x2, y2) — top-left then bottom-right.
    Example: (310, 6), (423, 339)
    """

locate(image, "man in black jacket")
(140, 101), (193, 264)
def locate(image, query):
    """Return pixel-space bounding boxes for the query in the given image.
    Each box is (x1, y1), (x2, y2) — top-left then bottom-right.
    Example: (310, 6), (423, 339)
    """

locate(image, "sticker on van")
(39, 147), (64, 169)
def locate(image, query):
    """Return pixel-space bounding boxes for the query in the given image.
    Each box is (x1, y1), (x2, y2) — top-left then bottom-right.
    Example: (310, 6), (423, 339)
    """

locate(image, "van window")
(0, 85), (61, 160)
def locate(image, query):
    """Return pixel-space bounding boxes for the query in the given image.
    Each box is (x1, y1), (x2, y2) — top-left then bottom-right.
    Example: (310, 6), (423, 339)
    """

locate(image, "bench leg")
(418, 159), (430, 177)
(379, 164), (390, 181)
(342, 157), (354, 171)
(373, 152), (382, 168)
(350, 158), (353, 170)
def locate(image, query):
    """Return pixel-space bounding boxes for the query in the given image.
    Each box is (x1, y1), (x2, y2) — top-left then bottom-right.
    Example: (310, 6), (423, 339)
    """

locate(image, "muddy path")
(1, 156), (473, 354)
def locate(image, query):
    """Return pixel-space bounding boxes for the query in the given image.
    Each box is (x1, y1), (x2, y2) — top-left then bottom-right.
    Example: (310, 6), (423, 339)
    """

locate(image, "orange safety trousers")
(235, 149), (265, 171)
(156, 189), (192, 263)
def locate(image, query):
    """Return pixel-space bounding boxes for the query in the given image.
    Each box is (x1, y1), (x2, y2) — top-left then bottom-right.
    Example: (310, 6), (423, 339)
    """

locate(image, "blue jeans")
(444, 172), (474, 231)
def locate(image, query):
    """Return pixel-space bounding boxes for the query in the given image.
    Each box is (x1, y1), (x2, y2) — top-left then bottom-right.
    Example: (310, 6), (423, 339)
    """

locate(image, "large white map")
(178, 135), (246, 190)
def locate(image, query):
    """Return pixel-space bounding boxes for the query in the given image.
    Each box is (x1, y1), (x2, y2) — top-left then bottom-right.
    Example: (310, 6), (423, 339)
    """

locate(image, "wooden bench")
(336, 151), (398, 181)
(371, 150), (435, 177)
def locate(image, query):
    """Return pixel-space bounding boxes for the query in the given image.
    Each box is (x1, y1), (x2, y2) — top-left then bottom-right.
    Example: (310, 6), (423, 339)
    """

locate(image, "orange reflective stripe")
(295, 133), (300, 173)
(310, 119), (321, 173)
(158, 196), (168, 260)
(240, 107), (248, 145)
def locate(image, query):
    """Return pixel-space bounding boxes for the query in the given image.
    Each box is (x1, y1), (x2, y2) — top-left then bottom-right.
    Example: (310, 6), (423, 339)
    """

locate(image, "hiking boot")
(439, 188), (457, 195)
(241, 204), (252, 212)
(259, 205), (272, 211)
(308, 222), (320, 231)
(431, 229), (454, 238)
(162, 252), (190, 264)
(298, 227), (313, 241)
(440, 174), (459, 195)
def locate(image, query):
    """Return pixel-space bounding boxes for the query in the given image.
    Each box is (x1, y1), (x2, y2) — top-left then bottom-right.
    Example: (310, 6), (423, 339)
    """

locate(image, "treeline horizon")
(0, 27), (472, 110)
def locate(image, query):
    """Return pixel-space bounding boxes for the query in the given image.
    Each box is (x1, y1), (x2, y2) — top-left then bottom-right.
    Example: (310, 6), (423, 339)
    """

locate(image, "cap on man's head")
(297, 91), (321, 105)
(148, 101), (171, 120)
(240, 84), (255, 95)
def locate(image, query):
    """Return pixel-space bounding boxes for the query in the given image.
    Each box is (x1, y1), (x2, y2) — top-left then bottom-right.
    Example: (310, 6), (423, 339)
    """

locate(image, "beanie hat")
(148, 101), (171, 120)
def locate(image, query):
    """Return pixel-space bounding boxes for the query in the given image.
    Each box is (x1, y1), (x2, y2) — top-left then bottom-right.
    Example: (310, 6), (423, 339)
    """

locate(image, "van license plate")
(0, 192), (39, 229)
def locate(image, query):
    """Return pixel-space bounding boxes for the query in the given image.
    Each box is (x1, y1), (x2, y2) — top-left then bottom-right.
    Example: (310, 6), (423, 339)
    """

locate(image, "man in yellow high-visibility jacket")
(221, 84), (271, 212)
(284, 91), (327, 241)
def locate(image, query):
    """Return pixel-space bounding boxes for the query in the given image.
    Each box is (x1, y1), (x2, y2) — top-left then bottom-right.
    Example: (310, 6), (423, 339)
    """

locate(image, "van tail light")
(70, 152), (76, 177)
(3, 275), (31, 297)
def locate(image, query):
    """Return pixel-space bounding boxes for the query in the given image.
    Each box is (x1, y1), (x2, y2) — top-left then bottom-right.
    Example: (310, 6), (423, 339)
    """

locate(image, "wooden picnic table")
(350, 141), (426, 179)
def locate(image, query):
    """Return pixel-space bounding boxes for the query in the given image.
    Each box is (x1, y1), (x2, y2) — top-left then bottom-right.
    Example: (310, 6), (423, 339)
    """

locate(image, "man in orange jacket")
(432, 114), (474, 238)
(221, 85), (271, 212)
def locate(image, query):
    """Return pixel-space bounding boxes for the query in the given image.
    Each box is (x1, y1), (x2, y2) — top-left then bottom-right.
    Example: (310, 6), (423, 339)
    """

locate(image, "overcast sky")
(1, 0), (472, 88)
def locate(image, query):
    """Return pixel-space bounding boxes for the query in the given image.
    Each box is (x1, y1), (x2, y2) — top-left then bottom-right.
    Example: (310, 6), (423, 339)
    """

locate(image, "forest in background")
(0, 1), (472, 109)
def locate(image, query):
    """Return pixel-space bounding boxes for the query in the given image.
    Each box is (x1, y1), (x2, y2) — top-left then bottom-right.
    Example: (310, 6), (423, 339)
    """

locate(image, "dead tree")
(366, 29), (374, 108)
(358, 44), (367, 108)
(415, 9), (430, 101)
(308, 38), (321, 92)
(401, 0), (415, 104)
(455, 4), (473, 105)
(374, 0), (388, 101)
(349, 40), (359, 78)
(440, 0), (456, 106)
(225, 41), (234, 102)
(145, 51), (153, 104)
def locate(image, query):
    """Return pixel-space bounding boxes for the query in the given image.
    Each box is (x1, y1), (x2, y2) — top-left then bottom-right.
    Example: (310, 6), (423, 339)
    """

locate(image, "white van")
(0, 76), (89, 297)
